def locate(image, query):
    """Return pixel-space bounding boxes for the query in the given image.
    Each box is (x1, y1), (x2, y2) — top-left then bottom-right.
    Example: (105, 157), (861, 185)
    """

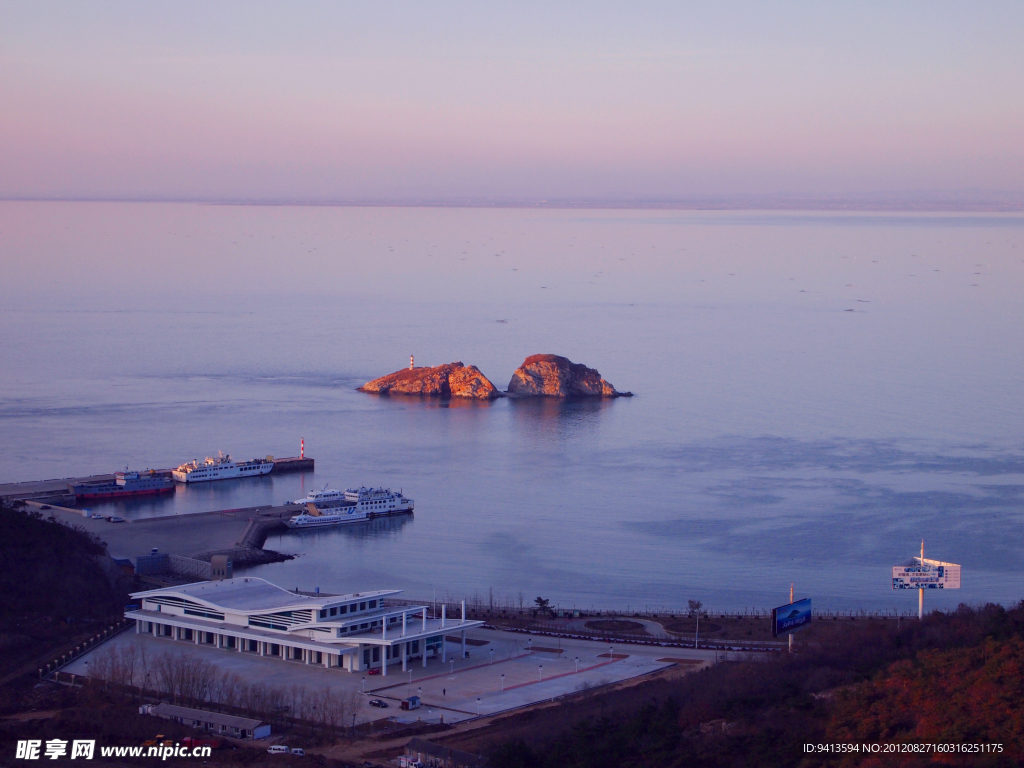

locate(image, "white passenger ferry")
(285, 486), (414, 529)
(292, 484), (346, 505)
(172, 452), (274, 484)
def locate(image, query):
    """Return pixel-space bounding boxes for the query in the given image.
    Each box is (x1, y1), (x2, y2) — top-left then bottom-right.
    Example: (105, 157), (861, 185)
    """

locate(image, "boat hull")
(76, 486), (176, 501)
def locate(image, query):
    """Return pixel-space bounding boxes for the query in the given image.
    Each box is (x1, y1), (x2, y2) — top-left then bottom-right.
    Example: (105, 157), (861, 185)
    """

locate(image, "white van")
(290, 748), (305, 756)
(266, 745), (289, 754)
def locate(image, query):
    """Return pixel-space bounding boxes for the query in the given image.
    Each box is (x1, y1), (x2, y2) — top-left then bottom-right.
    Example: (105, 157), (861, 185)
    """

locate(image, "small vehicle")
(40, 505), (52, 510)
(290, 748), (305, 756)
(267, 745), (290, 754)
(367, 667), (381, 675)
(368, 699), (388, 708)
(107, 516), (126, 523)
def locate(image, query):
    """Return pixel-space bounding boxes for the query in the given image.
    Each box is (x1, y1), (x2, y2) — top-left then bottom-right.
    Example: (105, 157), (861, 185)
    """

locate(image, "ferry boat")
(292, 484), (346, 505)
(172, 453), (274, 484)
(285, 486), (414, 529)
(72, 469), (175, 501)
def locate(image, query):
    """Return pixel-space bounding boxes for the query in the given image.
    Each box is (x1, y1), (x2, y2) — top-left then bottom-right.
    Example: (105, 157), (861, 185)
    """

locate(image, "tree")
(687, 600), (703, 618)
(535, 597), (551, 610)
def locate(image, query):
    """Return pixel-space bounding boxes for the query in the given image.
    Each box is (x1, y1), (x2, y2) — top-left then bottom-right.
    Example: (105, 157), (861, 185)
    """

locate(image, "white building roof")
(131, 577), (399, 613)
(150, 703), (266, 731)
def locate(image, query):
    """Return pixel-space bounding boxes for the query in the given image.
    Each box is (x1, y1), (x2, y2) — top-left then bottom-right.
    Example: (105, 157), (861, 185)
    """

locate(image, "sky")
(2, 2), (1023, 203)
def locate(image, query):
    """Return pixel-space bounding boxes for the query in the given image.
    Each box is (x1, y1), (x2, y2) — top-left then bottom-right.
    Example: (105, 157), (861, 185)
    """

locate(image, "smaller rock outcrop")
(359, 362), (500, 400)
(507, 354), (631, 397)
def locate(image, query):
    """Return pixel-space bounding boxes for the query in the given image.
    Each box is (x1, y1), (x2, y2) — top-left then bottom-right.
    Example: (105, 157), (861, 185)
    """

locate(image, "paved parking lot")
(65, 627), (714, 724)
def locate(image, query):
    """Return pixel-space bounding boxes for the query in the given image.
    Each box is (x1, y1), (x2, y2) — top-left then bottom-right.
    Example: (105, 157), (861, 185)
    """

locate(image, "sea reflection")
(507, 396), (615, 444)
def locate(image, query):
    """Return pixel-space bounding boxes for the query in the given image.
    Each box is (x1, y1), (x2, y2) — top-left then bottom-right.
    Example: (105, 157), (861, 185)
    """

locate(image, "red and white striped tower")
(410, 354), (414, 370)
(300, 437), (304, 459)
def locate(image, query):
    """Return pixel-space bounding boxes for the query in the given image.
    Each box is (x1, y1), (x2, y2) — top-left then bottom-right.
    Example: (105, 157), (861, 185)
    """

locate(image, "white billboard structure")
(892, 541), (960, 619)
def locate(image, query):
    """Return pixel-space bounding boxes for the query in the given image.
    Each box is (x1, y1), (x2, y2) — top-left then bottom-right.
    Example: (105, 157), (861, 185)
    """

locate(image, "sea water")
(1, 201), (1022, 612)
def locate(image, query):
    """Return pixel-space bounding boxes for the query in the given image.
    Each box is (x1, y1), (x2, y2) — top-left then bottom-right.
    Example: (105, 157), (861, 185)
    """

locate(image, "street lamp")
(489, 648), (494, 665)
(361, 676), (365, 693)
(574, 656), (579, 673)
(538, 664), (543, 681)
(500, 673), (505, 690)
(609, 645), (613, 659)
(450, 657), (455, 674)
(476, 697), (481, 716)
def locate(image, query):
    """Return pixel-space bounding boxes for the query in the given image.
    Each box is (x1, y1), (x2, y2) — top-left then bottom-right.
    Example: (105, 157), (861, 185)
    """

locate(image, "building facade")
(125, 577), (482, 676)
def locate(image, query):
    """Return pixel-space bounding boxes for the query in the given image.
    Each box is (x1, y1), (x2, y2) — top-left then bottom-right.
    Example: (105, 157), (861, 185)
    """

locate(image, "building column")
(323, 653), (330, 669)
(236, 637), (242, 652)
(135, 621), (141, 634)
(422, 607), (427, 633)
(194, 631), (200, 645)
(461, 630), (466, 659)
(259, 642), (265, 657)
(422, 640), (428, 668)
(304, 649), (310, 665)
(441, 635), (446, 664)
(402, 642), (407, 672)
(402, 612), (407, 637)
(382, 649), (388, 677)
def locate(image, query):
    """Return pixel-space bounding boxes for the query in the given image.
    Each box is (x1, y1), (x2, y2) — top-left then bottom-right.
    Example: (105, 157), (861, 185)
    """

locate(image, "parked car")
(367, 667), (381, 675)
(267, 745), (289, 754)
(290, 748), (305, 756)
(368, 699), (388, 708)
(106, 516), (125, 523)
(40, 505), (52, 510)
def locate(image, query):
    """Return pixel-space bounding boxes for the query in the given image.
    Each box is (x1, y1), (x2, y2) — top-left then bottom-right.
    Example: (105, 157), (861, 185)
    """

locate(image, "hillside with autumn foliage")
(828, 635), (1024, 765)
(476, 604), (1024, 768)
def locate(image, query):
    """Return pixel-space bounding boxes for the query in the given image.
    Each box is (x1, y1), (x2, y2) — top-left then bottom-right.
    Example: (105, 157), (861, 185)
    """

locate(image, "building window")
(368, 600), (377, 609)
(319, 609), (327, 619)
(340, 605), (348, 614)
(359, 602), (366, 611)
(372, 647), (380, 662)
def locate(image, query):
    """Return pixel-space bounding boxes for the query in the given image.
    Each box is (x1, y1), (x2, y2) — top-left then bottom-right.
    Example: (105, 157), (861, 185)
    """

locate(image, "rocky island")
(358, 362), (501, 400)
(507, 354), (632, 397)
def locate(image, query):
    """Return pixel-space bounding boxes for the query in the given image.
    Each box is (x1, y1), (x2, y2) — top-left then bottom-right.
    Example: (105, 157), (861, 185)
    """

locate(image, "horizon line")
(2, 193), (1024, 213)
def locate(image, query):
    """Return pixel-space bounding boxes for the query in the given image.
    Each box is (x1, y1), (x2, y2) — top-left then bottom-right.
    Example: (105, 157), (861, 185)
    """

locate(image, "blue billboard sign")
(772, 598), (812, 637)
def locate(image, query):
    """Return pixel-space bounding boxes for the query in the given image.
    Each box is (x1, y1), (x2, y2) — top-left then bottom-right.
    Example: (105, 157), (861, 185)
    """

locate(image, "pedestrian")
(443, 688), (446, 696)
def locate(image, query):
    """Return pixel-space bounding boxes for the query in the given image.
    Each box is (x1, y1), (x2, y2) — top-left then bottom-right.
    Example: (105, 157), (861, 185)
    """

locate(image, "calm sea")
(2, 202), (1023, 612)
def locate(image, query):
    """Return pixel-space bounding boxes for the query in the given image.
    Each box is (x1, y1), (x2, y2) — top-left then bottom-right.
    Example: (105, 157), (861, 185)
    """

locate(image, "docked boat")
(72, 469), (175, 501)
(285, 486), (414, 529)
(292, 484), (346, 505)
(172, 453), (274, 484)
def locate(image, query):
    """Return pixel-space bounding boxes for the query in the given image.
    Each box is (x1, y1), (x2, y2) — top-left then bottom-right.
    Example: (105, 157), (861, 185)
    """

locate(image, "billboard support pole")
(788, 583), (794, 653)
(918, 540), (924, 620)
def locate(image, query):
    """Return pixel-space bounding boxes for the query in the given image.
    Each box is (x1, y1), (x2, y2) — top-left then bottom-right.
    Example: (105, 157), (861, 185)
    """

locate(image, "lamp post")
(450, 657), (454, 674)
(538, 664), (543, 681)
(476, 697), (481, 716)
(574, 656), (579, 673)
(361, 676), (365, 693)
(609, 645), (613, 659)
(500, 673), (505, 690)
(489, 648), (494, 665)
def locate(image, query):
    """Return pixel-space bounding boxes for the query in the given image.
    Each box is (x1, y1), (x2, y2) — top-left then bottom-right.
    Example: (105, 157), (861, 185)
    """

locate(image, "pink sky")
(2, 2), (1023, 202)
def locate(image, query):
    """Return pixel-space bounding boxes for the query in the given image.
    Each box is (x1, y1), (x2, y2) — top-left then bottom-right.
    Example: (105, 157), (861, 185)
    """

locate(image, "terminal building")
(125, 577), (482, 676)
